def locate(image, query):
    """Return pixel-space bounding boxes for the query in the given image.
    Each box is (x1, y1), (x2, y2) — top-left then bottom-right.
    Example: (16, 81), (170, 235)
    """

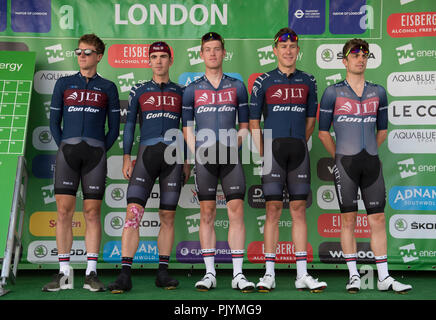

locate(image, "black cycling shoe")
(107, 272), (132, 294)
(155, 269), (179, 290)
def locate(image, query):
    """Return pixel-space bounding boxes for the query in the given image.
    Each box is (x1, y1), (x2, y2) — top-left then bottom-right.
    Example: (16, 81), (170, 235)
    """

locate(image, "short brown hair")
(274, 27), (298, 47)
(78, 33), (105, 55)
(201, 32), (225, 50)
(342, 38), (369, 58)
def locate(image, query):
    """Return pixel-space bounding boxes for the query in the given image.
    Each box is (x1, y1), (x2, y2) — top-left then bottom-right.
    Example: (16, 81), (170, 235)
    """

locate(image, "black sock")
(158, 255), (170, 271)
(121, 257), (133, 276)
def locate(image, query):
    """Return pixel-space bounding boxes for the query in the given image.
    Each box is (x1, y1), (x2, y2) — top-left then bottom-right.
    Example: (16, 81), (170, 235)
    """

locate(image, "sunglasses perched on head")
(201, 32), (224, 44)
(74, 48), (98, 56)
(274, 33), (298, 43)
(345, 45), (369, 57)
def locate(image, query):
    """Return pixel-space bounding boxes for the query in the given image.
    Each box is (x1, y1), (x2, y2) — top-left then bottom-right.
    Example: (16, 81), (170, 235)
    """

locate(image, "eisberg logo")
(389, 186), (436, 210)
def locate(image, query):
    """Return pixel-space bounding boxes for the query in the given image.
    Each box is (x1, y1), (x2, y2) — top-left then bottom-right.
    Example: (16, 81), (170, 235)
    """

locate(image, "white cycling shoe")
(295, 274), (327, 293)
(195, 272), (216, 291)
(346, 275), (361, 293)
(231, 273), (255, 293)
(256, 274), (276, 292)
(377, 276), (412, 294)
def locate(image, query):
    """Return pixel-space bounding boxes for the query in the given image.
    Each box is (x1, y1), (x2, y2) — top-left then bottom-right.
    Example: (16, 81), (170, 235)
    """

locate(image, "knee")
(124, 204), (144, 229)
(200, 206), (216, 225)
(369, 213), (386, 228)
(57, 206), (74, 223)
(83, 207), (101, 222)
(341, 214), (357, 230)
(159, 211), (175, 228)
(290, 203), (306, 222)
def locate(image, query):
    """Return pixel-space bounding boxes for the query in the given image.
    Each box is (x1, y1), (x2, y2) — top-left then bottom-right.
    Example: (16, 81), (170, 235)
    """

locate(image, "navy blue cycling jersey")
(123, 80), (183, 154)
(318, 80), (388, 156)
(182, 74), (249, 146)
(249, 68), (318, 140)
(50, 72), (120, 150)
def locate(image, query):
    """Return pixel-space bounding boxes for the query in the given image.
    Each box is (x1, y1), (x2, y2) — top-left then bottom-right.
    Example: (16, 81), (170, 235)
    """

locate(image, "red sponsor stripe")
(265, 84), (309, 105)
(63, 89), (108, 108)
(139, 92), (182, 113)
(334, 97), (379, 116)
(194, 88), (237, 107)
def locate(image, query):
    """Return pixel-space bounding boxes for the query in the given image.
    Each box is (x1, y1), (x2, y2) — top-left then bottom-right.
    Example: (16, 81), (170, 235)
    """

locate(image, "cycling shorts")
(194, 143), (245, 202)
(54, 140), (106, 200)
(127, 142), (182, 210)
(333, 149), (386, 214)
(262, 137), (310, 202)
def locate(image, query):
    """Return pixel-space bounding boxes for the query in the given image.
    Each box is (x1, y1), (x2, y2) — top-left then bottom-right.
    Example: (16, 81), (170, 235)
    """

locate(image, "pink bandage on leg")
(124, 205), (144, 229)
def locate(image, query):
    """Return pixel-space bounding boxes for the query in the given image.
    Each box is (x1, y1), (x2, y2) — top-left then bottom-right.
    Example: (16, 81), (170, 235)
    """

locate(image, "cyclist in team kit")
(318, 38), (412, 294)
(107, 42), (189, 293)
(249, 28), (327, 292)
(44, 34), (120, 292)
(182, 32), (255, 292)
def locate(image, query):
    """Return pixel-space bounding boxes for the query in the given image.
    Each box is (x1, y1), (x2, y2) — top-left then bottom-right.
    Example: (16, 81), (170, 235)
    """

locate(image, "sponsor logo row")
(28, 210), (435, 240)
(27, 240), (435, 265)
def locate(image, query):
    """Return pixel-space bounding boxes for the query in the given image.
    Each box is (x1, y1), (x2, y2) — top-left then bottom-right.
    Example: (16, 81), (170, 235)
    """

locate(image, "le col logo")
(388, 100), (436, 125)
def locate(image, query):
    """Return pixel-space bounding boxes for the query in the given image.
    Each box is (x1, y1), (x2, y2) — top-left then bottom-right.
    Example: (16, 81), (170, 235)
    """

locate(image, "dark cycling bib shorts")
(262, 137), (310, 202)
(334, 150), (385, 214)
(194, 143), (246, 202)
(127, 142), (182, 211)
(54, 140), (107, 200)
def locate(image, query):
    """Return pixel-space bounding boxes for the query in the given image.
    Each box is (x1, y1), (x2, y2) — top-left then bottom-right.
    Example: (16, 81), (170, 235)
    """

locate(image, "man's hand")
(122, 154), (133, 180)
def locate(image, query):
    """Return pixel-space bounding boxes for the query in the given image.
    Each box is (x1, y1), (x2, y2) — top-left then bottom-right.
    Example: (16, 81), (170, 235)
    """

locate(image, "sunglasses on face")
(201, 32), (224, 44)
(74, 48), (98, 56)
(274, 33), (298, 43)
(345, 45), (369, 57)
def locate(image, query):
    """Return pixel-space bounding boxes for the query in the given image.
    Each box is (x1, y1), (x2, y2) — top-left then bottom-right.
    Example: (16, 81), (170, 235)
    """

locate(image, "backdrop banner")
(0, 0), (435, 270)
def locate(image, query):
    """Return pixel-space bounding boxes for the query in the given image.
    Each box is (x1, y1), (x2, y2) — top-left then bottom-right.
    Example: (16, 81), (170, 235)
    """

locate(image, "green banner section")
(0, 50), (35, 258)
(0, 0), (435, 271)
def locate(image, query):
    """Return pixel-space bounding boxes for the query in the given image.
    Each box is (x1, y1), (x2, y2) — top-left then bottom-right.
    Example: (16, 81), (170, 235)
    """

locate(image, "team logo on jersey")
(139, 92), (181, 112)
(143, 96), (156, 106)
(335, 97), (379, 116)
(194, 88), (236, 107)
(64, 90), (106, 107)
(266, 84), (308, 105)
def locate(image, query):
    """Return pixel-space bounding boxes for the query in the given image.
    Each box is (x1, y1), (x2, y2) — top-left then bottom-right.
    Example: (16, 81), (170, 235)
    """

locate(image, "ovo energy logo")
(257, 45), (275, 66)
(396, 43), (415, 65)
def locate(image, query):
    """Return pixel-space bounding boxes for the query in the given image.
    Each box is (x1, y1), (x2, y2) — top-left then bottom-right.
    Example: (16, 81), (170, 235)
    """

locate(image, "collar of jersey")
(77, 72), (99, 81)
(276, 68), (298, 79)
